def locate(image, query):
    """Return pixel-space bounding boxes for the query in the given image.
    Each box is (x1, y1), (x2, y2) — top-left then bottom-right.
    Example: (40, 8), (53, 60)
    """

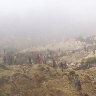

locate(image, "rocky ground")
(0, 36), (96, 96)
(0, 64), (96, 96)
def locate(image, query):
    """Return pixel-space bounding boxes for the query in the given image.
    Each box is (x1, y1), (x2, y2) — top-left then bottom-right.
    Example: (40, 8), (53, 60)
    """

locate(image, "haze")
(0, 0), (96, 50)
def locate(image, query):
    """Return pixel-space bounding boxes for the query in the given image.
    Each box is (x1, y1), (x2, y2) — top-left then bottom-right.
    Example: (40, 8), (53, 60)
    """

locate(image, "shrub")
(82, 57), (96, 64)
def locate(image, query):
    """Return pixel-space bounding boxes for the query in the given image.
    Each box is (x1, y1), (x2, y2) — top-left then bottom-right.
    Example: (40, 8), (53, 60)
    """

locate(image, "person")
(29, 57), (32, 64)
(68, 71), (75, 81)
(53, 59), (56, 68)
(31, 59), (33, 65)
(60, 62), (64, 72)
(36, 54), (40, 64)
(74, 76), (79, 86)
(77, 80), (81, 91)
(74, 76), (81, 91)
(43, 55), (47, 64)
(63, 61), (67, 69)
(14, 55), (17, 64)
(39, 54), (43, 64)
(36, 54), (43, 64)
(87, 63), (90, 68)
(93, 50), (95, 54)
(47, 54), (50, 59)
(3, 56), (6, 63)
(8, 56), (13, 65)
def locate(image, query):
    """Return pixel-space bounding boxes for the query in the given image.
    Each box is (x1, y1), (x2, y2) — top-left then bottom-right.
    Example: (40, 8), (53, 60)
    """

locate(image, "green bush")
(82, 57), (96, 64)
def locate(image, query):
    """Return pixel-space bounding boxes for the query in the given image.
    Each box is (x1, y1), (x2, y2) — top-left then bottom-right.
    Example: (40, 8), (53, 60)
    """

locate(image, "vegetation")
(82, 56), (96, 64)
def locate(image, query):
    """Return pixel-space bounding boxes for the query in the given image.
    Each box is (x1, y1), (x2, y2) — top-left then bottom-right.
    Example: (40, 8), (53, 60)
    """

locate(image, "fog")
(0, 0), (96, 49)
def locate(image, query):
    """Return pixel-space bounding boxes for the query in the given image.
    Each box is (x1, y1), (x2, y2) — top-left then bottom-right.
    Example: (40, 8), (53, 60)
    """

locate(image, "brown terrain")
(0, 36), (96, 96)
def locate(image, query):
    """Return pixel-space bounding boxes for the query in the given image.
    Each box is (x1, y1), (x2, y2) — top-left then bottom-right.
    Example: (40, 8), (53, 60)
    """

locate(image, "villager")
(29, 56), (32, 64)
(77, 80), (81, 91)
(3, 56), (6, 63)
(53, 59), (56, 68)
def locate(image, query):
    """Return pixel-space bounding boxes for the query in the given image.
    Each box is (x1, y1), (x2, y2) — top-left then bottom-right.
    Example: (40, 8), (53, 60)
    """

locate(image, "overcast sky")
(0, 0), (96, 40)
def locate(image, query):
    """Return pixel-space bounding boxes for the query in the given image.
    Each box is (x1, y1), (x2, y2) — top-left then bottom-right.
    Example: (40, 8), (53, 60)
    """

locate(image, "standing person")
(77, 80), (82, 91)
(74, 76), (79, 86)
(53, 59), (56, 68)
(43, 55), (47, 64)
(29, 56), (32, 64)
(93, 50), (95, 54)
(39, 54), (43, 64)
(47, 54), (50, 59)
(60, 62), (64, 72)
(3, 56), (6, 64)
(31, 59), (33, 65)
(8, 56), (12, 65)
(36, 54), (40, 64)
(74, 76), (82, 91)
(64, 61), (67, 69)
(14, 55), (17, 64)
(87, 63), (90, 68)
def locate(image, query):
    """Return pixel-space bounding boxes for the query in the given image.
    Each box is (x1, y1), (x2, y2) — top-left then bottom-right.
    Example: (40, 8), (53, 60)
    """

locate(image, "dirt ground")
(0, 64), (96, 96)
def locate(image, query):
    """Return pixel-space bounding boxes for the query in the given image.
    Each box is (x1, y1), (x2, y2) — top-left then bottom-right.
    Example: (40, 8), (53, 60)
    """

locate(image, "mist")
(0, 0), (96, 50)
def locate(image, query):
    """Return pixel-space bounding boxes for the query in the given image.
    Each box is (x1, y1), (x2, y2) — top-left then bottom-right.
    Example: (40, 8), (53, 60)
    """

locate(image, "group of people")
(68, 71), (82, 92)
(3, 55), (14, 65)
(28, 54), (47, 65)
(52, 60), (68, 71)
(3, 52), (68, 72)
(60, 61), (67, 71)
(28, 54), (68, 72)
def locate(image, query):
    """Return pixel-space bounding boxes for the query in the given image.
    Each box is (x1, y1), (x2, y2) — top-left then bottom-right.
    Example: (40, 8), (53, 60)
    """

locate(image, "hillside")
(0, 35), (96, 96)
(0, 64), (96, 96)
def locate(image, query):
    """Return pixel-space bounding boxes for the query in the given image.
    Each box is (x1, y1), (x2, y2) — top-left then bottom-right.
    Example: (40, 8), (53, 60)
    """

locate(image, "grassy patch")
(82, 56), (96, 63)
